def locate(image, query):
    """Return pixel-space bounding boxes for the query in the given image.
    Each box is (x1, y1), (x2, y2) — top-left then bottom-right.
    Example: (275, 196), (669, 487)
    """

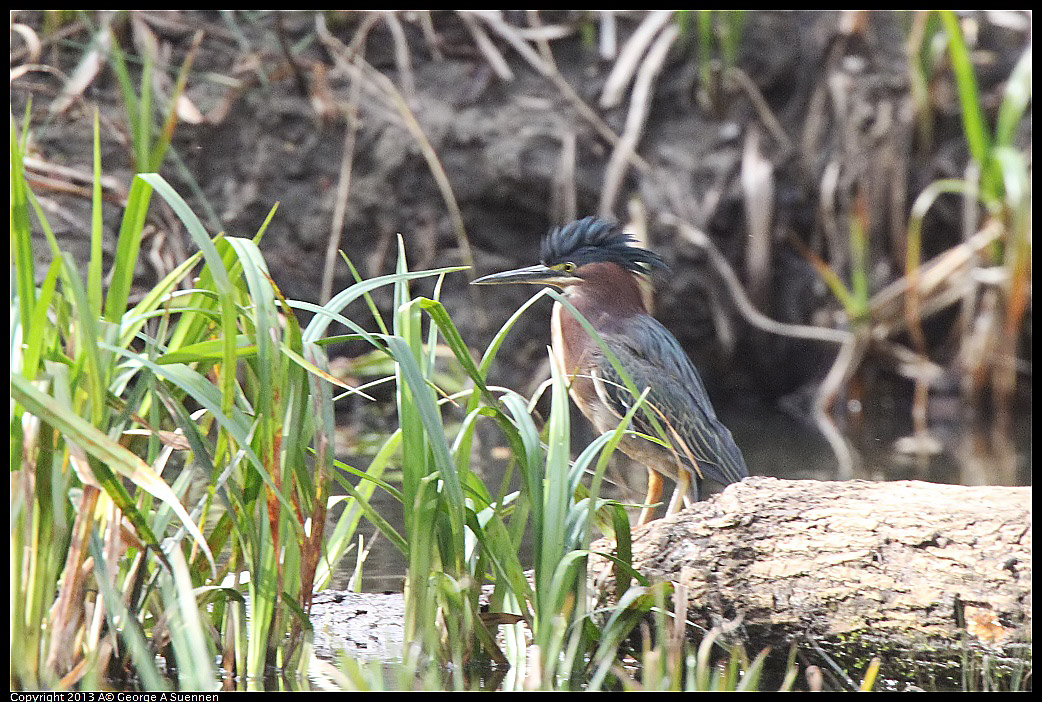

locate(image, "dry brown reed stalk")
(469, 11), (553, 77)
(873, 220), (1003, 338)
(725, 66), (793, 155)
(550, 130), (578, 225)
(599, 23), (679, 217)
(315, 13), (475, 279)
(383, 12), (417, 103)
(598, 10), (618, 61)
(525, 9), (560, 68)
(667, 214), (859, 478)
(11, 13), (84, 64)
(48, 11), (115, 116)
(320, 109), (361, 305)
(45, 485), (101, 677)
(476, 12), (656, 183)
(458, 12), (515, 81)
(666, 215), (852, 346)
(416, 11), (444, 61)
(599, 10), (676, 110)
(740, 127), (775, 308)
(320, 44), (367, 304)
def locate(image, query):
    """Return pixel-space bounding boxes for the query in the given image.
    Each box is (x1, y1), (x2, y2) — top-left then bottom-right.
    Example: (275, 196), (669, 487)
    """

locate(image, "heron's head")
(471, 217), (667, 289)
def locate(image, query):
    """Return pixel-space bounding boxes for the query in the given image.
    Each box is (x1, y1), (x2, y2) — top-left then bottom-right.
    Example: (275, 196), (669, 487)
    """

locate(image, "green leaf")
(12, 373), (215, 574)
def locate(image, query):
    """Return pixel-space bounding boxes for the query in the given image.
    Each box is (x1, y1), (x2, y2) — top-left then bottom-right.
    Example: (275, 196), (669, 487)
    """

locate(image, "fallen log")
(592, 477), (1031, 687)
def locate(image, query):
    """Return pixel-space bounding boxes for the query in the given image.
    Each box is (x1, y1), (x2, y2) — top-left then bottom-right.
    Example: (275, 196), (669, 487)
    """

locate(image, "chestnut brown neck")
(550, 262), (649, 410)
(565, 262), (648, 329)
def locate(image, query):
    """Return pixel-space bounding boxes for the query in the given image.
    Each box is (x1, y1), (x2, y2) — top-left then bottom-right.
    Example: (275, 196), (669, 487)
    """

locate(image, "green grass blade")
(161, 545), (218, 689)
(938, 11), (990, 163)
(338, 249), (390, 335)
(149, 30), (202, 171)
(138, 173), (239, 415)
(329, 465), (408, 557)
(301, 267), (468, 346)
(995, 46), (1031, 149)
(11, 373), (213, 573)
(105, 175), (154, 322)
(107, 36), (140, 166)
(384, 332), (466, 552)
(89, 534), (168, 691)
(118, 250), (204, 347)
(97, 345), (302, 535)
(938, 10), (999, 197)
(536, 345), (572, 643)
(88, 108), (104, 317)
(55, 252), (107, 424)
(10, 113), (36, 332)
(20, 258), (61, 382)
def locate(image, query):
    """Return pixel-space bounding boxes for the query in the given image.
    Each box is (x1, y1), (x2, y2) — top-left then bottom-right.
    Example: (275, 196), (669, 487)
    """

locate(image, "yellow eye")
(559, 262), (577, 274)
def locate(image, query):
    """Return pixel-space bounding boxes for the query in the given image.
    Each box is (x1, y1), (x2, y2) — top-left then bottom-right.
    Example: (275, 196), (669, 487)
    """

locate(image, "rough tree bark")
(592, 477), (1031, 685)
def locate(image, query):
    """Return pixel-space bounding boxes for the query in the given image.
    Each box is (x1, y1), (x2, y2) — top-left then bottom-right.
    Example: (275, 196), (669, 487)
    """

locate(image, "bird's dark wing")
(592, 315), (748, 486)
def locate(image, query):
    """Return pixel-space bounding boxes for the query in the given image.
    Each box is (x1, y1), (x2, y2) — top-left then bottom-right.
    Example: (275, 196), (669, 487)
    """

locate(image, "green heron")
(472, 217), (748, 525)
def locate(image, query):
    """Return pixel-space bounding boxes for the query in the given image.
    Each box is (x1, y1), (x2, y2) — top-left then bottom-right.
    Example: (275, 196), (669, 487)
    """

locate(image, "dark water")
(329, 386), (1032, 593)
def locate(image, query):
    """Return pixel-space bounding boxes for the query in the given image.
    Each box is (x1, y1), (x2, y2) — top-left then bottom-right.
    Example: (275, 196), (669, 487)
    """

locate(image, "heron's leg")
(681, 478), (699, 509)
(666, 469), (690, 515)
(637, 469), (663, 526)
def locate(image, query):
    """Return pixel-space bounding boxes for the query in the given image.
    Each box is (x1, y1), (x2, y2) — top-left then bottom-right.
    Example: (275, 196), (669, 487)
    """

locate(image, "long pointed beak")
(471, 264), (578, 287)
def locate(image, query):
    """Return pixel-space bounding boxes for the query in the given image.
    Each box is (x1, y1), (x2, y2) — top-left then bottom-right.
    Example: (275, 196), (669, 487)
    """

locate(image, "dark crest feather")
(540, 217), (668, 274)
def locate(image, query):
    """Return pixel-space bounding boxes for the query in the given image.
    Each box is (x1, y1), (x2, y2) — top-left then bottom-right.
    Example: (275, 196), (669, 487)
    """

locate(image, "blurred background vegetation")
(10, 10), (1031, 692)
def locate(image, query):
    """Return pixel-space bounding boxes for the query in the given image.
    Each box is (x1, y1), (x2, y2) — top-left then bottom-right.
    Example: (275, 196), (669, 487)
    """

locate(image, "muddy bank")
(13, 11), (1030, 403)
